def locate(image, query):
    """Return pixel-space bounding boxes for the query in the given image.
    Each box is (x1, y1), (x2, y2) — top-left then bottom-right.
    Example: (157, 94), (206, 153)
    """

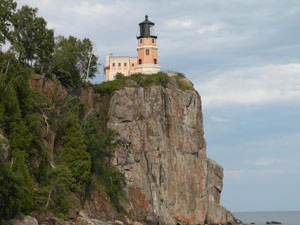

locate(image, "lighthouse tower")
(135, 15), (160, 74)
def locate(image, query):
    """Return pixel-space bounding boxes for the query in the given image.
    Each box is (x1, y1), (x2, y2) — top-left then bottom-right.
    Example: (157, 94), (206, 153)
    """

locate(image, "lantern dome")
(137, 15), (157, 39)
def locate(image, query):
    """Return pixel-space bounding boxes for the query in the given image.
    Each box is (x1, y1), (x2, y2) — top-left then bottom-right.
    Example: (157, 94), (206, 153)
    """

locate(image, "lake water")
(233, 211), (300, 225)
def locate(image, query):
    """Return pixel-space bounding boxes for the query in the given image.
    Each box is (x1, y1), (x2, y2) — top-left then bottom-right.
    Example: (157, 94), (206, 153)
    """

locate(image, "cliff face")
(27, 74), (239, 224)
(107, 79), (237, 225)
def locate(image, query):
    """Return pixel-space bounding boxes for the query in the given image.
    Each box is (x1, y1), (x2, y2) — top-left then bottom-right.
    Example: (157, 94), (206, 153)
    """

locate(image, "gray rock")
(107, 85), (240, 225)
(125, 79), (137, 86)
(76, 217), (112, 225)
(6, 215), (39, 225)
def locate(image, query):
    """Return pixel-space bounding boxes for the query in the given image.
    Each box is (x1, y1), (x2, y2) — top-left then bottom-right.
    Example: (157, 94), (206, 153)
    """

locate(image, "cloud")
(196, 63), (300, 107)
(197, 23), (224, 34)
(165, 19), (195, 29)
(65, 1), (128, 18)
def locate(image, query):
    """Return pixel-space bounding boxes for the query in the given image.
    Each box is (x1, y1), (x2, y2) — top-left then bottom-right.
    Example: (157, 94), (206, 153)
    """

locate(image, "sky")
(14, 0), (300, 212)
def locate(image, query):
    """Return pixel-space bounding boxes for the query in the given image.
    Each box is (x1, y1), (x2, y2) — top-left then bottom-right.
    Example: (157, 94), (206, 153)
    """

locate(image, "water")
(233, 211), (300, 225)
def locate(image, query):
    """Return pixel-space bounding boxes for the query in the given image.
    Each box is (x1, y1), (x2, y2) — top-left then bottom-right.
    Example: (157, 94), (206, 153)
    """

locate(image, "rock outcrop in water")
(107, 78), (239, 224)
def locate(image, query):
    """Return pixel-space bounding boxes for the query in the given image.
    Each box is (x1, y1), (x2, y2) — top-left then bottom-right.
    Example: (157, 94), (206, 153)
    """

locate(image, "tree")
(61, 112), (91, 190)
(82, 113), (126, 211)
(9, 5), (54, 71)
(78, 38), (99, 81)
(35, 165), (75, 219)
(0, 149), (34, 219)
(52, 35), (99, 87)
(0, 0), (16, 47)
(2, 82), (28, 151)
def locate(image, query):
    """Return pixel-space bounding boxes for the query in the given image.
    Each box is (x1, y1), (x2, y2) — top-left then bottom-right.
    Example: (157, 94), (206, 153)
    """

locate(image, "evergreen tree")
(61, 112), (91, 190)
(37, 159), (49, 187)
(0, 149), (34, 219)
(3, 82), (28, 151)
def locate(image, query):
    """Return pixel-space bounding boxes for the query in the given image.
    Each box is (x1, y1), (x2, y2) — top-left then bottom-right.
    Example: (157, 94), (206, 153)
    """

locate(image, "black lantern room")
(137, 15), (157, 39)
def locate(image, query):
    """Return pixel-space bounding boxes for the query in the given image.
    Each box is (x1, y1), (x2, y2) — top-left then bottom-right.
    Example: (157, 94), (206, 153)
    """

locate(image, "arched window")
(154, 59), (157, 64)
(139, 59), (142, 64)
(140, 39), (142, 44)
(152, 39), (154, 43)
(146, 49), (149, 55)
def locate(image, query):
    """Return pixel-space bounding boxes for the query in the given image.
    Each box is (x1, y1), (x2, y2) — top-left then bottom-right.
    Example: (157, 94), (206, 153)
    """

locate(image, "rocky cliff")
(26, 74), (241, 225)
(106, 78), (238, 224)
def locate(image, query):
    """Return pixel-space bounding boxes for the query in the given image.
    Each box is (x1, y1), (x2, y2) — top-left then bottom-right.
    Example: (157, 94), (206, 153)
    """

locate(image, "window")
(146, 49), (149, 55)
(112, 63), (115, 67)
(118, 63), (121, 67)
(152, 39), (154, 43)
(140, 39), (142, 44)
(154, 59), (157, 64)
(139, 59), (142, 64)
(132, 63), (134, 67)
(124, 63), (127, 67)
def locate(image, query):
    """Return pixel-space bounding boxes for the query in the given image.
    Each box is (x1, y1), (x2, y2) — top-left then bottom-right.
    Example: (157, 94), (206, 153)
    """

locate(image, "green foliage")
(174, 74), (194, 91)
(0, 149), (34, 219)
(59, 95), (87, 118)
(100, 167), (127, 212)
(9, 5), (54, 71)
(0, 0), (16, 46)
(37, 159), (49, 187)
(82, 112), (127, 212)
(2, 82), (28, 151)
(35, 165), (75, 218)
(93, 72), (170, 96)
(52, 35), (99, 87)
(61, 112), (91, 190)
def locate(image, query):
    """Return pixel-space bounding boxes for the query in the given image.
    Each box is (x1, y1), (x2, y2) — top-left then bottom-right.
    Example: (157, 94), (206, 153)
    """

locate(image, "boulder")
(3, 215), (38, 225)
(75, 217), (112, 225)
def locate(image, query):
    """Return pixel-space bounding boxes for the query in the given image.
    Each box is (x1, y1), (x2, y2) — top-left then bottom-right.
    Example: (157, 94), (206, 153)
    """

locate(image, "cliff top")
(93, 72), (194, 96)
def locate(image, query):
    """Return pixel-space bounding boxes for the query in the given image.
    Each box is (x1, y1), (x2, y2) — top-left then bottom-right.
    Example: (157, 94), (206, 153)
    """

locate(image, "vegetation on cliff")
(94, 72), (194, 96)
(0, 0), (126, 221)
(0, 0), (194, 222)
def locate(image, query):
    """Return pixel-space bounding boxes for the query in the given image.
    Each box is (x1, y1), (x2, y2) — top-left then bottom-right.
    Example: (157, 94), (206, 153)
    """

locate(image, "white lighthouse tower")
(135, 15), (161, 74)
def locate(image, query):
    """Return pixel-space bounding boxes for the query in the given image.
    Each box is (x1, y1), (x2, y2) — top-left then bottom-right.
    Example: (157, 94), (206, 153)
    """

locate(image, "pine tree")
(0, 149), (34, 219)
(3, 82), (28, 151)
(61, 112), (91, 190)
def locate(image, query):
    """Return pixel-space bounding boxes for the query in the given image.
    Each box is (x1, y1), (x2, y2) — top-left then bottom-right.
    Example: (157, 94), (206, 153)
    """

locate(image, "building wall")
(105, 56), (137, 81)
(105, 37), (160, 81)
(137, 37), (158, 65)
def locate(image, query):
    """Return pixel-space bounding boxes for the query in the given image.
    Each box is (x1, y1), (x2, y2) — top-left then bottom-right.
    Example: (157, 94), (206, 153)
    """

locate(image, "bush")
(93, 72), (174, 96)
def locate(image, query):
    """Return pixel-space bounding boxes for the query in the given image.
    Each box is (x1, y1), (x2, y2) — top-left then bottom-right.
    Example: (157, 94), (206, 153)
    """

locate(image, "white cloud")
(197, 23), (224, 34)
(196, 63), (300, 107)
(165, 19), (195, 29)
(65, 1), (128, 18)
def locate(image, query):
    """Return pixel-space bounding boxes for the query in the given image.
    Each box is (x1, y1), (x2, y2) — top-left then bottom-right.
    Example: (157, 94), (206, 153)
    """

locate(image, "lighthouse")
(135, 15), (161, 74)
(105, 15), (160, 81)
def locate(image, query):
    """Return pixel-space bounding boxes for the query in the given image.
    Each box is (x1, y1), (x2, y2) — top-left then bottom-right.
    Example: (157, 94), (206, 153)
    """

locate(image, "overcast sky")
(15, 0), (300, 212)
